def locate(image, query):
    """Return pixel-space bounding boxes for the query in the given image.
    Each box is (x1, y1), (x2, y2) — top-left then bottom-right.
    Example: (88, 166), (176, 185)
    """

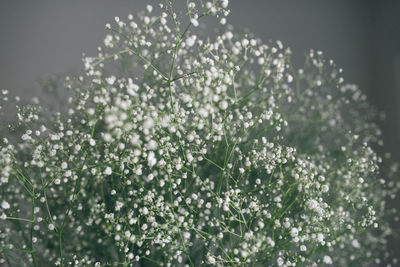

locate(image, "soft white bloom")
(208, 255), (216, 264)
(61, 162), (68, 169)
(219, 100), (228, 110)
(317, 233), (325, 243)
(225, 31), (233, 39)
(106, 76), (116, 85)
(290, 227), (299, 237)
(104, 35), (113, 48)
(186, 35), (196, 47)
(307, 199), (319, 210)
(103, 133), (112, 142)
(147, 151), (157, 167)
(321, 184), (329, 193)
(147, 140), (158, 150)
(351, 239), (360, 248)
(127, 81), (139, 96)
(89, 139), (96, 146)
(1, 201), (10, 210)
(190, 18), (199, 27)
(21, 134), (31, 141)
(323, 255), (333, 265)
(143, 117), (154, 129)
(104, 167), (112, 175)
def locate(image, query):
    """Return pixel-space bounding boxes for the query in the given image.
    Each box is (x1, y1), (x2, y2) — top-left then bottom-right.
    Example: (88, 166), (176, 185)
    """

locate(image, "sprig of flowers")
(0, 1), (399, 266)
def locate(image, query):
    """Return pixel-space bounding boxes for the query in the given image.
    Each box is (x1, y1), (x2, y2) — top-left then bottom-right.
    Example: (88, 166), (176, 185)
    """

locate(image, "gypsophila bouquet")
(0, 1), (399, 266)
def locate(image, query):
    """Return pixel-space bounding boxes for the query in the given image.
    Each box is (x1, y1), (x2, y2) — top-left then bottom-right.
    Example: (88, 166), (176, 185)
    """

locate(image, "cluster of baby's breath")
(0, 1), (399, 266)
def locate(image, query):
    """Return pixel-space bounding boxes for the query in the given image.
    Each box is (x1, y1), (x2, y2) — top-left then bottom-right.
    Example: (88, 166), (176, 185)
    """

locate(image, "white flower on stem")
(190, 18), (199, 27)
(1, 201), (10, 210)
(104, 167), (112, 175)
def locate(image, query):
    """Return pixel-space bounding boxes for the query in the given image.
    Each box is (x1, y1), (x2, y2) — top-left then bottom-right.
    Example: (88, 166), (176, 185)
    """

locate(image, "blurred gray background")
(0, 0), (399, 258)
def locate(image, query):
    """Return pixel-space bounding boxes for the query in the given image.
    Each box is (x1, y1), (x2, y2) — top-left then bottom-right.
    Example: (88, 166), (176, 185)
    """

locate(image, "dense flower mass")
(0, 1), (399, 266)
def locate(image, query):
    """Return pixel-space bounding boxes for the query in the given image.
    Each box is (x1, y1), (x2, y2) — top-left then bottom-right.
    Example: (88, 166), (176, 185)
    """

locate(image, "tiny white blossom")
(323, 255), (333, 265)
(352, 239), (360, 248)
(321, 184), (329, 193)
(21, 134), (31, 141)
(186, 35), (196, 47)
(103, 133), (112, 142)
(143, 117), (154, 129)
(147, 151), (157, 167)
(147, 140), (158, 150)
(190, 18), (199, 27)
(225, 31), (233, 39)
(1, 201), (10, 210)
(61, 162), (68, 169)
(106, 76), (116, 85)
(208, 255), (216, 264)
(317, 233), (325, 243)
(290, 227), (299, 237)
(89, 139), (96, 146)
(219, 100), (228, 110)
(104, 167), (112, 175)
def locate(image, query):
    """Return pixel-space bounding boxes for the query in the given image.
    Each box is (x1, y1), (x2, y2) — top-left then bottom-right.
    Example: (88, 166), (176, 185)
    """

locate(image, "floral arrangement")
(0, 1), (399, 266)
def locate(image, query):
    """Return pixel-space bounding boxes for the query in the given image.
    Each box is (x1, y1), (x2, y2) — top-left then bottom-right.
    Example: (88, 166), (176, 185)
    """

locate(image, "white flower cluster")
(0, 1), (399, 266)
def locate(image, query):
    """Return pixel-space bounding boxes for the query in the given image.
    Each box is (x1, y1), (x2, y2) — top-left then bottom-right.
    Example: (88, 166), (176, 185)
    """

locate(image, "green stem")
(30, 194), (37, 266)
